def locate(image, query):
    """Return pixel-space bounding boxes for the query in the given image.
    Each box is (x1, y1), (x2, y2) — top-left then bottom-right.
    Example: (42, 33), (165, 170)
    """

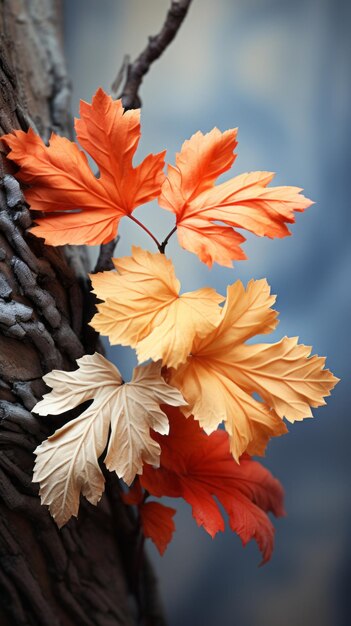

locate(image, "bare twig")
(118, 0), (193, 109)
(129, 215), (162, 250)
(111, 54), (130, 95)
(159, 225), (177, 253)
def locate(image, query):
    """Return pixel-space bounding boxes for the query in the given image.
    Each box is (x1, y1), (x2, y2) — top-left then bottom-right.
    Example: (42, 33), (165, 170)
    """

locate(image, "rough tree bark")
(0, 1), (176, 624)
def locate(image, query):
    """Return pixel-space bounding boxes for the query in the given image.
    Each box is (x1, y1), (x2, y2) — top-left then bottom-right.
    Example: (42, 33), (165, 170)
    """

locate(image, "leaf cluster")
(1, 89), (338, 560)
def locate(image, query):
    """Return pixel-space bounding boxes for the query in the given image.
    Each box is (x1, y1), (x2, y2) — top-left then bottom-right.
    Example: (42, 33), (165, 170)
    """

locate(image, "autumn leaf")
(140, 407), (285, 563)
(121, 480), (176, 555)
(169, 279), (339, 461)
(159, 128), (313, 267)
(141, 502), (176, 555)
(32, 353), (186, 527)
(2, 88), (165, 245)
(90, 246), (223, 368)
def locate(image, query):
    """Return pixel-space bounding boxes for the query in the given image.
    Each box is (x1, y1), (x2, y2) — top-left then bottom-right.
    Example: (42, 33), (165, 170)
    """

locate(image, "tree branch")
(118, 0), (193, 109)
(94, 1), (192, 276)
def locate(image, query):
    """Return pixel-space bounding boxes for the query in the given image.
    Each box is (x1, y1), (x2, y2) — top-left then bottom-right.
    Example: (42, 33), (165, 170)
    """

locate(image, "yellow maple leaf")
(169, 279), (339, 461)
(32, 353), (186, 527)
(90, 246), (224, 368)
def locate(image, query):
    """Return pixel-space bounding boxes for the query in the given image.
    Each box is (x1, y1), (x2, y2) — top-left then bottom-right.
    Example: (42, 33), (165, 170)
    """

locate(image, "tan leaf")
(33, 354), (185, 527)
(104, 360), (187, 483)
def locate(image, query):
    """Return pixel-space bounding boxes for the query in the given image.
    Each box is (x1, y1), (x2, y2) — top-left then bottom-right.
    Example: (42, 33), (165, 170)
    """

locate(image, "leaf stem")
(128, 215), (162, 250)
(128, 215), (177, 255)
(159, 225), (177, 253)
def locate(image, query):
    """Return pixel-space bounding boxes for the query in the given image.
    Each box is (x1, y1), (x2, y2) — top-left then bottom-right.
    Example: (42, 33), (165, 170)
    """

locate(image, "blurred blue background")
(64, 1), (350, 624)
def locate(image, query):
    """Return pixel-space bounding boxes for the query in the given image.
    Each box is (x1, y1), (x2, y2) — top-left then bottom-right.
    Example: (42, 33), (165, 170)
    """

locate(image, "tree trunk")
(0, 2), (165, 624)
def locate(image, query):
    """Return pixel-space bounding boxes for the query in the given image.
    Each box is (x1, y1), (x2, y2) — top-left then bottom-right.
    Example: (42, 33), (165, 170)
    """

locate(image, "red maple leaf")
(141, 502), (176, 555)
(140, 406), (285, 563)
(122, 480), (176, 555)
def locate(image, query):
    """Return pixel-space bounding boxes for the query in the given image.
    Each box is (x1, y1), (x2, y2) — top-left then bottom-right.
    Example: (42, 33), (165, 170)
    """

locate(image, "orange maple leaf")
(169, 279), (339, 461)
(159, 128), (313, 267)
(139, 406), (285, 563)
(1, 88), (165, 245)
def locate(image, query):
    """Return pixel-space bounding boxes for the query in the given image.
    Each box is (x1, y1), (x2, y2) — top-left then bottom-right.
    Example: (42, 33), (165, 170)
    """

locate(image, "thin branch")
(159, 225), (177, 253)
(128, 215), (162, 250)
(111, 54), (130, 95)
(118, 0), (193, 109)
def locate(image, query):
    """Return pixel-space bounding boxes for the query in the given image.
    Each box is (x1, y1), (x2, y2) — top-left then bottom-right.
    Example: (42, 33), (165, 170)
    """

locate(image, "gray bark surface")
(0, 2), (165, 624)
